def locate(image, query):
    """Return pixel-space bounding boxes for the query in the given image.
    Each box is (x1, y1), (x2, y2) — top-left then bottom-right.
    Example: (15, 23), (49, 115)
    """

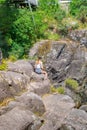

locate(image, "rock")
(39, 120), (54, 130)
(42, 94), (75, 128)
(16, 92), (46, 116)
(28, 79), (50, 96)
(68, 29), (87, 47)
(59, 109), (87, 130)
(0, 106), (42, 130)
(0, 92), (45, 116)
(0, 71), (29, 102)
(80, 105), (87, 112)
(8, 60), (33, 77)
(29, 40), (49, 57)
(30, 72), (45, 82)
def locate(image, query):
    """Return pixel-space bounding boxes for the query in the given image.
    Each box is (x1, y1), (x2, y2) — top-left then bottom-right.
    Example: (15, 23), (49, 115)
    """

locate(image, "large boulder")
(0, 71), (29, 102)
(8, 60), (33, 77)
(0, 92), (45, 116)
(28, 79), (51, 96)
(0, 106), (42, 130)
(40, 94), (75, 129)
(15, 92), (46, 116)
(68, 29), (87, 47)
(29, 39), (87, 83)
(59, 109), (87, 130)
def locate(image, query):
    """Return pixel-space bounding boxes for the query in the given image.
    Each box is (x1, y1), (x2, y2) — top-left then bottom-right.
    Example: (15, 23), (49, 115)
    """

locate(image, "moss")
(65, 78), (79, 90)
(8, 55), (17, 62)
(51, 86), (65, 94)
(0, 59), (8, 70)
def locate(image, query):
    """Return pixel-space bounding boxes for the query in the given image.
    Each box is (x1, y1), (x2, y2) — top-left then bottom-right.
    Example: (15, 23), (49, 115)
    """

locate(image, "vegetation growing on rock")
(65, 78), (79, 90)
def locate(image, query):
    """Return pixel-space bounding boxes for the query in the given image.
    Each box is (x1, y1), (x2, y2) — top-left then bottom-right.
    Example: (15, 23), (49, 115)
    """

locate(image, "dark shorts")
(35, 68), (42, 74)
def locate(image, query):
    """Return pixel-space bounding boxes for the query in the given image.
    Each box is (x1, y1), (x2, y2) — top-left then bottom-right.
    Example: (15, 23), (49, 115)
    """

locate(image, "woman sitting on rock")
(34, 56), (47, 79)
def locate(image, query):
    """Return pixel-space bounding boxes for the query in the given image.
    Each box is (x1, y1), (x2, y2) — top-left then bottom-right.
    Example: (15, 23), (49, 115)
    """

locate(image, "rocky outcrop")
(0, 92), (45, 116)
(29, 72), (51, 96)
(8, 60), (33, 76)
(0, 106), (42, 130)
(59, 109), (87, 130)
(68, 29), (87, 47)
(0, 71), (29, 101)
(0, 60), (50, 102)
(28, 32), (87, 104)
(40, 94), (75, 130)
(0, 31), (87, 129)
(29, 39), (87, 84)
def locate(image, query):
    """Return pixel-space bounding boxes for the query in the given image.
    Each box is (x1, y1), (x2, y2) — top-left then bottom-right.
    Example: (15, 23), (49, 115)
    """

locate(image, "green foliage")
(8, 55), (17, 62)
(0, 0), (80, 59)
(8, 42), (24, 59)
(47, 33), (60, 40)
(58, 23), (68, 36)
(69, 0), (87, 23)
(65, 78), (79, 90)
(77, 6), (87, 23)
(51, 86), (65, 94)
(0, 59), (7, 70)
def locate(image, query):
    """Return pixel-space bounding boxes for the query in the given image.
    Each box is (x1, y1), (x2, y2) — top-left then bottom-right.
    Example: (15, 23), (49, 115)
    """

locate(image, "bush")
(51, 86), (65, 94)
(77, 6), (87, 23)
(0, 59), (7, 70)
(65, 78), (79, 90)
(69, 0), (87, 24)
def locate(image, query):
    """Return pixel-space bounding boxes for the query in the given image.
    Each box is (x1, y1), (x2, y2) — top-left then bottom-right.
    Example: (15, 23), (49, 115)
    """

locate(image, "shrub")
(69, 0), (87, 24)
(77, 6), (87, 23)
(51, 86), (65, 94)
(57, 86), (65, 94)
(65, 78), (79, 90)
(0, 59), (7, 70)
(8, 55), (17, 62)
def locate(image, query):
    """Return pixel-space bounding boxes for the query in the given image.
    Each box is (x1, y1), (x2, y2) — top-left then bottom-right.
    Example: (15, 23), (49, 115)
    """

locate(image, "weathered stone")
(8, 60), (33, 77)
(0, 71), (29, 102)
(0, 106), (40, 130)
(42, 94), (75, 128)
(59, 109), (87, 130)
(16, 92), (45, 115)
(0, 92), (45, 116)
(28, 79), (50, 96)
(80, 105), (87, 112)
(39, 120), (54, 130)
(68, 29), (87, 47)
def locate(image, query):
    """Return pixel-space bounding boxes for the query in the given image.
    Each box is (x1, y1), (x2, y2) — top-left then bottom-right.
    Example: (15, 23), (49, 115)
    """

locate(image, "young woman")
(35, 56), (47, 78)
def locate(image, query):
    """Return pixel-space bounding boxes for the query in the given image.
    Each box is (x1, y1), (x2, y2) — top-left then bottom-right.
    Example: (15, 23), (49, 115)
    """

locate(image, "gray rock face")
(8, 60), (33, 77)
(29, 38), (87, 84)
(80, 105), (87, 112)
(0, 106), (41, 130)
(59, 109), (87, 130)
(0, 92), (45, 116)
(29, 80), (50, 96)
(29, 40), (49, 57)
(68, 29), (87, 47)
(15, 92), (46, 115)
(45, 40), (86, 83)
(0, 71), (29, 101)
(41, 94), (75, 129)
